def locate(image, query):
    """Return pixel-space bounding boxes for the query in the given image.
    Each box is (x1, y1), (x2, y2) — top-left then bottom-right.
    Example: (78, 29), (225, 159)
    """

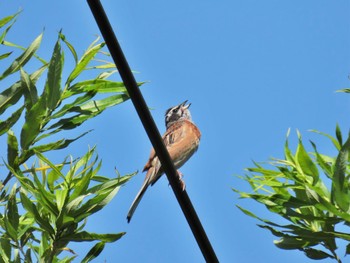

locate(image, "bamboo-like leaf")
(331, 135), (350, 212)
(24, 249), (33, 263)
(56, 189), (68, 212)
(0, 11), (19, 44)
(335, 124), (342, 146)
(0, 12), (19, 28)
(310, 129), (341, 151)
(66, 42), (105, 84)
(0, 106), (23, 136)
(35, 151), (67, 183)
(5, 184), (19, 241)
(0, 33), (43, 80)
(62, 231), (125, 243)
(31, 171), (59, 217)
(2, 40), (47, 65)
(77, 93), (129, 113)
(295, 135), (319, 182)
(59, 32), (78, 64)
(30, 131), (91, 157)
(346, 243), (350, 255)
(81, 242), (105, 263)
(20, 68), (38, 110)
(310, 141), (333, 179)
(20, 97), (47, 149)
(0, 52), (12, 60)
(0, 237), (11, 262)
(43, 37), (63, 111)
(70, 175), (131, 221)
(49, 91), (96, 120)
(7, 129), (19, 167)
(64, 79), (128, 98)
(284, 129), (295, 163)
(45, 157), (69, 192)
(338, 88), (350, 93)
(0, 82), (24, 115)
(48, 94), (129, 131)
(69, 167), (96, 201)
(303, 248), (334, 260)
(274, 236), (310, 250)
(30, 63), (48, 83)
(19, 190), (55, 236)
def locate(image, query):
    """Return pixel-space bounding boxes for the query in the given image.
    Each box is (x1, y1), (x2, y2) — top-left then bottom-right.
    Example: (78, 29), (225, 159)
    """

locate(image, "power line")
(86, 1), (219, 262)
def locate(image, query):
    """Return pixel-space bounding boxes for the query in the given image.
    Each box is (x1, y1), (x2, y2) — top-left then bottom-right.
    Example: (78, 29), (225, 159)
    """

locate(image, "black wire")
(86, 1), (219, 262)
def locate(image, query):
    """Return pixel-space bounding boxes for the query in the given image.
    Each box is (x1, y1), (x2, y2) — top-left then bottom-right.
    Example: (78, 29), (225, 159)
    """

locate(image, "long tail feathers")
(127, 178), (149, 223)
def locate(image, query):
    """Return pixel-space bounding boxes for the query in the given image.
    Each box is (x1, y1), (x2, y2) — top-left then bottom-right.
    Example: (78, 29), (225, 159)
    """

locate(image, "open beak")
(181, 100), (191, 109)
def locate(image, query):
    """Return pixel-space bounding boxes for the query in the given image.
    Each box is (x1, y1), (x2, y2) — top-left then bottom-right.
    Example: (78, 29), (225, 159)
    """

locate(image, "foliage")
(235, 124), (350, 263)
(0, 12), (139, 261)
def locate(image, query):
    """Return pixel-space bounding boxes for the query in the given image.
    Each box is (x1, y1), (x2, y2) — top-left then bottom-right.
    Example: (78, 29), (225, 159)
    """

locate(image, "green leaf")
(295, 134), (319, 182)
(70, 175), (131, 221)
(66, 79), (128, 97)
(0, 238), (11, 262)
(19, 190), (55, 236)
(335, 124), (342, 146)
(0, 11), (19, 44)
(310, 129), (341, 151)
(24, 249), (33, 263)
(0, 106), (24, 136)
(81, 242), (105, 263)
(0, 52), (13, 60)
(56, 189), (68, 212)
(7, 129), (19, 167)
(0, 82), (24, 115)
(30, 131), (90, 159)
(303, 248), (334, 260)
(346, 243), (350, 255)
(310, 141), (333, 179)
(32, 170), (59, 217)
(2, 40), (47, 65)
(5, 184), (19, 241)
(48, 94), (129, 131)
(20, 68), (38, 110)
(43, 37), (63, 111)
(0, 33), (43, 80)
(20, 96), (47, 150)
(62, 231), (125, 243)
(48, 91), (96, 121)
(331, 135), (350, 212)
(274, 236), (309, 250)
(0, 12), (19, 28)
(8, 185), (19, 232)
(66, 42), (105, 84)
(59, 32), (78, 64)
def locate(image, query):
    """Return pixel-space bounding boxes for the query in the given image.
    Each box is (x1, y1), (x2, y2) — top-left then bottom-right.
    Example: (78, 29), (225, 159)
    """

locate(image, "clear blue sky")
(1, 1), (350, 262)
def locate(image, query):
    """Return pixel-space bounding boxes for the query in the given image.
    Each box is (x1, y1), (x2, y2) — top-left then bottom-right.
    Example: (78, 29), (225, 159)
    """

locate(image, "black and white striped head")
(165, 100), (192, 129)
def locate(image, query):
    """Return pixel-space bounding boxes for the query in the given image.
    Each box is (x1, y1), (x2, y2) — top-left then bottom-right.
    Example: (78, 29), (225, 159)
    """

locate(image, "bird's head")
(165, 100), (192, 129)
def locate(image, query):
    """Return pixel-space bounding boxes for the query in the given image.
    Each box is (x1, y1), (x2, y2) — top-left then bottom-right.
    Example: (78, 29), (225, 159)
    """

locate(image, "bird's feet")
(177, 171), (186, 191)
(168, 171), (186, 191)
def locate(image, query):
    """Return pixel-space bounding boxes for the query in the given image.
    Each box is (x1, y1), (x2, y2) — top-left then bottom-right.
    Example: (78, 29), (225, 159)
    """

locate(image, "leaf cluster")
(2, 148), (134, 262)
(235, 126), (350, 263)
(0, 12), (138, 262)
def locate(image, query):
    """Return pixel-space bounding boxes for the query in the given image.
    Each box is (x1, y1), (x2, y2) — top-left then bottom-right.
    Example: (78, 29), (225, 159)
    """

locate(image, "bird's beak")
(181, 100), (191, 109)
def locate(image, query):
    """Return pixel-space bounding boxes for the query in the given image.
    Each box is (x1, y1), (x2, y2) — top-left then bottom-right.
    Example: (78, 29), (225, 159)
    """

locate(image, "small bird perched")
(127, 100), (201, 222)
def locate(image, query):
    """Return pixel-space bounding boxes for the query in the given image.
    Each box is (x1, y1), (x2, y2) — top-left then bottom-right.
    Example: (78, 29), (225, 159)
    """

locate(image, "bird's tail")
(127, 177), (150, 223)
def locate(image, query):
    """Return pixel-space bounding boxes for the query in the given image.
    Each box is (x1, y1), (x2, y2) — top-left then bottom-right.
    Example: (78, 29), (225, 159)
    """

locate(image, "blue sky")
(1, 1), (350, 262)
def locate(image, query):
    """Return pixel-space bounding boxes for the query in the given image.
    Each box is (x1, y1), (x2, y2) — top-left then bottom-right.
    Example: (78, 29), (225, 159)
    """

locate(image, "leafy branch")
(0, 11), (139, 262)
(235, 124), (350, 263)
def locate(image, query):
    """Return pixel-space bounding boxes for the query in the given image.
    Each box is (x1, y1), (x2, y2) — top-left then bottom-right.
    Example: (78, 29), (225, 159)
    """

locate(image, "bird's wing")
(142, 121), (184, 172)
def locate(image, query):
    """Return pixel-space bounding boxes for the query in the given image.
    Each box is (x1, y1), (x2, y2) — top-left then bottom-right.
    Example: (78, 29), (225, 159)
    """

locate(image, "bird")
(127, 100), (201, 222)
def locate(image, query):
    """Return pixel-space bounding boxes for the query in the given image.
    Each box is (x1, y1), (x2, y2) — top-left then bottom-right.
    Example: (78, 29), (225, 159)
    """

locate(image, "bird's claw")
(167, 171), (186, 191)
